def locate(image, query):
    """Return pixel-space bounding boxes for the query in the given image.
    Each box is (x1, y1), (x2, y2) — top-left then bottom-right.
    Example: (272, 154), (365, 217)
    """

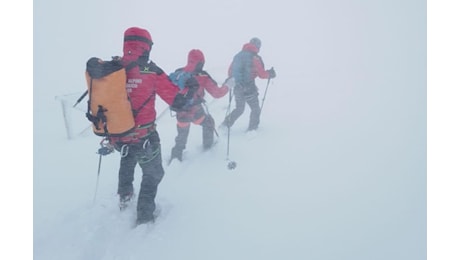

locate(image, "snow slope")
(33, 0), (427, 259)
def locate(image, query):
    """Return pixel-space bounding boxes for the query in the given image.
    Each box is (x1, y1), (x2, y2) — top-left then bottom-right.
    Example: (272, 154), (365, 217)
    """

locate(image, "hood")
(122, 27), (153, 62)
(242, 42), (260, 54)
(184, 49), (205, 72)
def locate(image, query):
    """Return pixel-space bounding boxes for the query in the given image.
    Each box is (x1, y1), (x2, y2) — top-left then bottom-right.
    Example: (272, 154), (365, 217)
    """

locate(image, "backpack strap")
(131, 60), (159, 118)
(125, 61), (138, 72)
(85, 78), (110, 136)
(85, 78), (97, 128)
(132, 91), (155, 118)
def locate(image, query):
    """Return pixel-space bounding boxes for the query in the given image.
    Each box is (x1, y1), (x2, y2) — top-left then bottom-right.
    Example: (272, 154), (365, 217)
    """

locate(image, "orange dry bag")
(85, 57), (135, 137)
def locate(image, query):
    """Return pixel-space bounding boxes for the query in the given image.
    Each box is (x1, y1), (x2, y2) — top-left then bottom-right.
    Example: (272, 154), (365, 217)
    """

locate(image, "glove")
(268, 67), (276, 79)
(224, 77), (236, 89)
(98, 139), (114, 156)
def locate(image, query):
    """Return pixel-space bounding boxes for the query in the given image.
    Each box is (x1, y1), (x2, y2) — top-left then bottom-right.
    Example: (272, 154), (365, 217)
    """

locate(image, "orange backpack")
(85, 57), (135, 137)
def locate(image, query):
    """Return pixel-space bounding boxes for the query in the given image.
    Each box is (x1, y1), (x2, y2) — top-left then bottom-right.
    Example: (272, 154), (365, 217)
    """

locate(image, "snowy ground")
(28, 0), (433, 259)
(35, 87), (428, 260)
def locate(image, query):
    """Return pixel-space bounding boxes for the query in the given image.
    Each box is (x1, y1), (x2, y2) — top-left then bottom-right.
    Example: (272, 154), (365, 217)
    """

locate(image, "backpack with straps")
(85, 57), (135, 137)
(231, 50), (256, 87)
(168, 68), (200, 112)
(85, 57), (155, 138)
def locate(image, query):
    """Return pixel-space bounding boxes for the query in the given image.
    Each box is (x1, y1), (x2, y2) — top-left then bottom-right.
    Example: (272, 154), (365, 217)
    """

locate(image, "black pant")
(224, 86), (260, 131)
(171, 105), (215, 159)
(117, 130), (164, 222)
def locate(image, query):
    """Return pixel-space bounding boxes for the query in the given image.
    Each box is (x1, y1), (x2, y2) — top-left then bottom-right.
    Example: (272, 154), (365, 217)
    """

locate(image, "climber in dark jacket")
(222, 37), (276, 131)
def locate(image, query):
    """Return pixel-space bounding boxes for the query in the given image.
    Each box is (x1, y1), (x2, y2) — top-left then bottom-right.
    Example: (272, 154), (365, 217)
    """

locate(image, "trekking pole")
(259, 77), (271, 115)
(225, 88), (237, 170)
(93, 153), (103, 204)
(92, 138), (114, 204)
(73, 90), (88, 107)
(226, 125), (237, 169)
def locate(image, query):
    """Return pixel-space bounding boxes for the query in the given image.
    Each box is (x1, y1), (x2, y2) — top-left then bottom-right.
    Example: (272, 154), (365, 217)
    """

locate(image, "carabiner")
(120, 144), (129, 158)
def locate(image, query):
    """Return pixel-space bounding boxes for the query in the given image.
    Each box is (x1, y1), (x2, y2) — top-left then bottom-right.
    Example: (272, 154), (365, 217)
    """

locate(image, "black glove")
(268, 67), (276, 79)
(97, 139), (114, 156)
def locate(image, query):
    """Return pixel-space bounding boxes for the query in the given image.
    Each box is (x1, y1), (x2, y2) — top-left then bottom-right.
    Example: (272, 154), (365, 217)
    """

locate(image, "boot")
(119, 192), (134, 211)
(170, 146), (183, 161)
(170, 125), (189, 162)
(202, 115), (215, 150)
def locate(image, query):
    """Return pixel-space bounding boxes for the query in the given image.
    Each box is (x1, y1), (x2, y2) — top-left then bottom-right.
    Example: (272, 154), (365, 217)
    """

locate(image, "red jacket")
(123, 61), (180, 127)
(194, 71), (228, 100)
(182, 49), (229, 101)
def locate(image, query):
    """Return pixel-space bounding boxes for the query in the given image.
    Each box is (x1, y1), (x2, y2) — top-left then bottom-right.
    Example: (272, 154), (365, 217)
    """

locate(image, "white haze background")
(5, 0), (460, 259)
(38, 0), (426, 259)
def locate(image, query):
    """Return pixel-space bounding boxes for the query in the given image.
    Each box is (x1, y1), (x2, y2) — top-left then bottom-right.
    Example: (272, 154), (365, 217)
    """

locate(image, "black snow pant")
(117, 130), (164, 223)
(223, 86), (260, 131)
(171, 104), (215, 160)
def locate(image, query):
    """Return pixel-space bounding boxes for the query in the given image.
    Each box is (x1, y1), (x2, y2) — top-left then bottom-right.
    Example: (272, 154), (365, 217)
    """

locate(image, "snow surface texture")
(34, 0), (426, 259)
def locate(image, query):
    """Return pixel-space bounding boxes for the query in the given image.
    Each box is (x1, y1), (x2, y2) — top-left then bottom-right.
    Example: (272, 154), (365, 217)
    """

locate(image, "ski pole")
(224, 89), (232, 158)
(92, 138), (114, 204)
(225, 85), (233, 117)
(224, 88), (237, 170)
(93, 153), (103, 204)
(226, 120), (236, 170)
(259, 77), (271, 115)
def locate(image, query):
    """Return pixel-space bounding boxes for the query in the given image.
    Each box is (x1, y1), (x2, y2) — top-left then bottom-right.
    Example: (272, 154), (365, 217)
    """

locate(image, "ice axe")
(73, 90), (88, 107)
